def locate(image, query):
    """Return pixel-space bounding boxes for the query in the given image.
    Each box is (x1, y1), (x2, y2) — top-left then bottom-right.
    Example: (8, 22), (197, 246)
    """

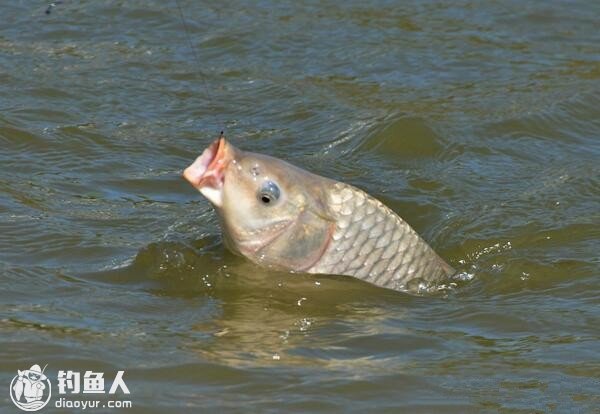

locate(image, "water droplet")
(297, 318), (313, 332)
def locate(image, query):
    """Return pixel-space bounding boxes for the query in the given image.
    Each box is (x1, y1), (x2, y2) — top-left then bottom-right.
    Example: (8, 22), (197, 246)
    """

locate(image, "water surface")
(1, 1), (599, 412)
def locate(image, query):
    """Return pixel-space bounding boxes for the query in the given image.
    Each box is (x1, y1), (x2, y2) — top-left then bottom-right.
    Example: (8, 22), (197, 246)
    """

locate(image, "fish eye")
(258, 180), (280, 205)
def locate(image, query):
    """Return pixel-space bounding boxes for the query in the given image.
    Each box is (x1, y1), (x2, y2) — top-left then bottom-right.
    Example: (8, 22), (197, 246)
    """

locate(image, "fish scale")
(308, 182), (454, 292)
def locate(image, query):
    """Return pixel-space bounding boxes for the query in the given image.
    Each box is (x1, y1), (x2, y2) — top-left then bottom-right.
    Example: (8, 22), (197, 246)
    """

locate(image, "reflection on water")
(1, 0), (599, 412)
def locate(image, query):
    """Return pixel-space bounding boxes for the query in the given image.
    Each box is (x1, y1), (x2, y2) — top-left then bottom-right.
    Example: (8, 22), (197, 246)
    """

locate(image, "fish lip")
(183, 136), (229, 191)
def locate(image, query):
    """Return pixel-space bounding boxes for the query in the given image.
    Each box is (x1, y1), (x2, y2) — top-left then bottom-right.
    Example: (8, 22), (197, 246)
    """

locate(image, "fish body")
(184, 137), (454, 293)
(310, 182), (454, 291)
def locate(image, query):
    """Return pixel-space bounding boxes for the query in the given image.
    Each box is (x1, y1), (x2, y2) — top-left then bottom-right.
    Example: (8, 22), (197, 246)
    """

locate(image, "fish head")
(184, 137), (335, 270)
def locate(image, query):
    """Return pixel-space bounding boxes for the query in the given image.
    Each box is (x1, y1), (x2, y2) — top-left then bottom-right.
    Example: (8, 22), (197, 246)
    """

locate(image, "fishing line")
(44, 0), (221, 132)
(173, 0), (215, 113)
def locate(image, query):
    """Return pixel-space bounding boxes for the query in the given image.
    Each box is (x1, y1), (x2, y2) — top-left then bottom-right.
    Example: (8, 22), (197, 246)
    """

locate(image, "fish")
(183, 137), (455, 293)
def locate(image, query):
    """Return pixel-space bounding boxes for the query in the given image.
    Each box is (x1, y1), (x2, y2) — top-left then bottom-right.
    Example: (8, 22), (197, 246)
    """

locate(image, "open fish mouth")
(183, 137), (231, 207)
(183, 137), (227, 189)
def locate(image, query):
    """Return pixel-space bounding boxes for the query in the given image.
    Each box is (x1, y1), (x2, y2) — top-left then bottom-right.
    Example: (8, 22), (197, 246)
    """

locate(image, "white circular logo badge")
(9, 364), (52, 412)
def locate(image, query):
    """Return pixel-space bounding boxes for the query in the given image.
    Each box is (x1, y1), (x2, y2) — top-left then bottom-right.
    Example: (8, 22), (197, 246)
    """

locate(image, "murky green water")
(1, 1), (599, 412)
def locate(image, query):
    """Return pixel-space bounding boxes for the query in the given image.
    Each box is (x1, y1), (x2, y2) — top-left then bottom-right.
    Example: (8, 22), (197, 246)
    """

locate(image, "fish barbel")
(183, 137), (454, 293)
